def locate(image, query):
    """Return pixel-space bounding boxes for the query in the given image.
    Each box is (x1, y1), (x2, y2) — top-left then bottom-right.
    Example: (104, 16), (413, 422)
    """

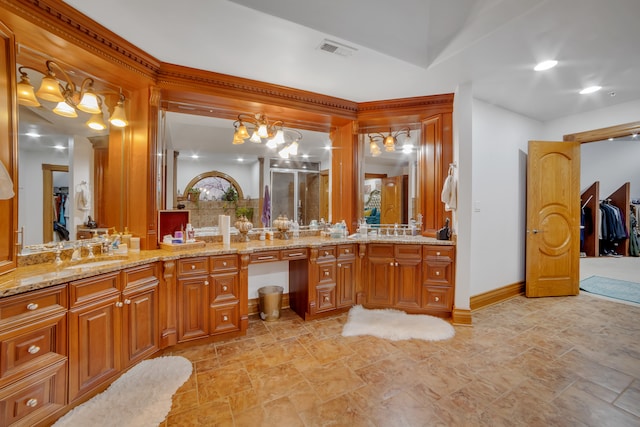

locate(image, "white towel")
(441, 173), (457, 212)
(0, 160), (14, 200)
(75, 183), (91, 211)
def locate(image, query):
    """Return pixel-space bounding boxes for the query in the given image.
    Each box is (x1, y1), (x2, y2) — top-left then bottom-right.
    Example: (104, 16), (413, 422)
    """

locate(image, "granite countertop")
(1, 235), (454, 298)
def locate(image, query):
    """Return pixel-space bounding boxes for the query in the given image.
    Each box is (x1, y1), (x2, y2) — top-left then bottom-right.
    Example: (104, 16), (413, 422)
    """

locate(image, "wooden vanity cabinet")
(336, 244), (356, 308)
(69, 263), (161, 402)
(0, 285), (68, 426)
(177, 255), (241, 343)
(422, 246), (455, 313)
(366, 244), (422, 311)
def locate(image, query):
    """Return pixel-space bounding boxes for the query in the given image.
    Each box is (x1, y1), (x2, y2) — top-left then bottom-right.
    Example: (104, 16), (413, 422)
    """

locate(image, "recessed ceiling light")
(237, 157), (244, 162)
(580, 86), (602, 94)
(25, 132), (40, 137)
(302, 154), (309, 159)
(53, 144), (66, 150)
(534, 60), (558, 71)
(191, 154), (199, 159)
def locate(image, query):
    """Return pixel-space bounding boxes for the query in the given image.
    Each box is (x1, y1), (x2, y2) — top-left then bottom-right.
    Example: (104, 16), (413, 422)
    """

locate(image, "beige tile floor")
(159, 291), (640, 427)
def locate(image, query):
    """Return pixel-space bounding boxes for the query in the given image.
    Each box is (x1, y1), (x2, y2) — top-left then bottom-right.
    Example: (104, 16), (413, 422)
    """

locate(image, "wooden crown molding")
(2, 0), (160, 80)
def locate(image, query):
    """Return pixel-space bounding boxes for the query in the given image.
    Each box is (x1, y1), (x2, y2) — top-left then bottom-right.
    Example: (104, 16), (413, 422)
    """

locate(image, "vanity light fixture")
(16, 60), (129, 128)
(233, 113), (302, 156)
(368, 127), (411, 154)
(86, 113), (107, 130)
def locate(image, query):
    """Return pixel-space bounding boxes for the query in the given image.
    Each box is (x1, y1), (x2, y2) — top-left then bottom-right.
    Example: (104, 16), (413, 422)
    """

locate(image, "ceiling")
(39, 0), (640, 161)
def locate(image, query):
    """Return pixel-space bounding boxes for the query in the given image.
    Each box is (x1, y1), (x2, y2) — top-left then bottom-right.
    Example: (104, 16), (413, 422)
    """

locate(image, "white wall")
(469, 99), (543, 296)
(71, 136), (94, 239)
(581, 140), (640, 199)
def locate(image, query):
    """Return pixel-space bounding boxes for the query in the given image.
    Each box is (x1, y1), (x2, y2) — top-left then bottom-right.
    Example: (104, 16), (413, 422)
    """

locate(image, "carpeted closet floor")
(158, 290), (640, 426)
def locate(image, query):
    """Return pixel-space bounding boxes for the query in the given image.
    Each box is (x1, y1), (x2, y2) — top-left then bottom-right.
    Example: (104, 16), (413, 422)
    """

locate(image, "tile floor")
(160, 294), (640, 426)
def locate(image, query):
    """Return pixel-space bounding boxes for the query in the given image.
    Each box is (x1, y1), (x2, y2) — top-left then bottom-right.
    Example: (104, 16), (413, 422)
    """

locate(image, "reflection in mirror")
(159, 111), (331, 235)
(361, 128), (421, 228)
(16, 50), (125, 249)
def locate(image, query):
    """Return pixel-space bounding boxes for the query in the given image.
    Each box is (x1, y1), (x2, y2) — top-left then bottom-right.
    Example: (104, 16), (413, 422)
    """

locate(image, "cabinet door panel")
(337, 259), (355, 308)
(122, 286), (158, 367)
(315, 284), (336, 313)
(68, 294), (121, 402)
(366, 257), (394, 306)
(422, 285), (453, 310)
(423, 261), (453, 286)
(177, 277), (209, 342)
(211, 273), (238, 302)
(317, 262), (336, 283)
(395, 258), (422, 309)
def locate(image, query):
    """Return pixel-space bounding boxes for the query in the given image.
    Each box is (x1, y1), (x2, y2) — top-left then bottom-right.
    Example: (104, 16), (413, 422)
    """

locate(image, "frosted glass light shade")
(53, 101), (77, 118)
(36, 75), (65, 102)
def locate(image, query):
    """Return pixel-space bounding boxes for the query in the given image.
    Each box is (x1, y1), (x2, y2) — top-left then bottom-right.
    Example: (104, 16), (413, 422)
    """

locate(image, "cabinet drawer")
(337, 244), (356, 258)
(317, 246), (336, 260)
(394, 244), (422, 259)
(423, 246), (455, 262)
(210, 273), (238, 302)
(281, 248), (307, 260)
(0, 285), (67, 324)
(250, 251), (280, 263)
(69, 272), (120, 308)
(177, 257), (209, 276)
(317, 262), (336, 283)
(210, 302), (239, 335)
(368, 244), (393, 258)
(0, 313), (66, 383)
(122, 263), (159, 288)
(0, 359), (67, 427)
(422, 285), (453, 310)
(315, 284), (336, 313)
(211, 255), (238, 272)
(423, 262), (453, 286)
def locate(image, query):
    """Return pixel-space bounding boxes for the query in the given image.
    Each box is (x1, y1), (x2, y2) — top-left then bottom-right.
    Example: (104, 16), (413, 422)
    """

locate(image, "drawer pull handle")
(288, 252), (304, 257)
(436, 271), (440, 276)
(324, 251), (329, 256)
(324, 271), (329, 276)
(223, 315), (228, 321)
(436, 252), (441, 256)
(26, 303), (38, 311)
(26, 398), (38, 408)
(222, 261), (227, 266)
(191, 265), (196, 270)
(28, 345), (40, 355)
(257, 256), (274, 260)
(435, 296), (440, 302)
(124, 299), (131, 305)
(324, 296), (330, 302)
(204, 280), (209, 286)
(115, 302), (124, 308)
(222, 285), (228, 291)
(389, 262), (394, 266)
(345, 249), (350, 253)
(337, 263), (342, 267)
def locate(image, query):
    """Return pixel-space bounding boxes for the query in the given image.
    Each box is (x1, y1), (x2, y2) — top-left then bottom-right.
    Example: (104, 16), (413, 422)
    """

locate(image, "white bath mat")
(342, 305), (455, 341)
(53, 355), (193, 427)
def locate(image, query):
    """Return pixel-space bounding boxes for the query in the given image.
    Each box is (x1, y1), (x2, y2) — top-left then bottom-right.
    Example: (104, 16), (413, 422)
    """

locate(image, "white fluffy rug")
(342, 305), (455, 341)
(53, 356), (193, 427)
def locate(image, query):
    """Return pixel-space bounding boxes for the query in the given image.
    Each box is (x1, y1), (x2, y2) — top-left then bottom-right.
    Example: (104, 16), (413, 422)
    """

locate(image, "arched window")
(184, 171), (244, 201)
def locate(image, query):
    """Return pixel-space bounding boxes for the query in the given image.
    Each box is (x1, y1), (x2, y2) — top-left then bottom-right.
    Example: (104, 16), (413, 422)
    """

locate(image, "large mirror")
(158, 110), (332, 236)
(16, 49), (126, 248)
(359, 127), (422, 228)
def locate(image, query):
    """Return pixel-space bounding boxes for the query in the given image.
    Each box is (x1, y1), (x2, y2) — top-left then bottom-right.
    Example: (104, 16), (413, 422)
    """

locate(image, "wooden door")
(122, 282), (159, 368)
(366, 256), (394, 306)
(526, 141), (580, 297)
(68, 294), (122, 402)
(381, 176), (403, 224)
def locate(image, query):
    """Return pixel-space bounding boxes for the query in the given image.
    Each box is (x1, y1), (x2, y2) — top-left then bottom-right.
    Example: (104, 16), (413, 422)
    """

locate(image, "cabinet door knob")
(28, 345), (40, 355)
(115, 301), (124, 308)
(26, 398), (38, 408)
(223, 315), (229, 321)
(345, 249), (350, 253)
(222, 285), (228, 291)
(436, 271), (440, 276)
(124, 299), (131, 305)
(435, 296), (440, 302)
(324, 251), (329, 256)
(26, 303), (38, 311)
(436, 251), (441, 256)
(395, 262), (399, 267)
(324, 296), (330, 302)
(204, 280), (209, 286)
(191, 264), (196, 270)
(389, 262), (394, 266)
(337, 263), (341, 267)
(222, 261), (227, 266)
(324, 271), (329, 276)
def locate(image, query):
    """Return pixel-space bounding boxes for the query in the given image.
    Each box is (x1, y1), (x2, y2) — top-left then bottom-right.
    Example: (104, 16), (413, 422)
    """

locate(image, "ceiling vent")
(317, 39), (357, 57)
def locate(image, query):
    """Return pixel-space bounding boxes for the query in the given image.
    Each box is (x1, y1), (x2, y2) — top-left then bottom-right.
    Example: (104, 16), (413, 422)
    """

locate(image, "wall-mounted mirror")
(158, 110), (332, 235)
(359, 127), (422, 227)
(16, 48), (126, 248)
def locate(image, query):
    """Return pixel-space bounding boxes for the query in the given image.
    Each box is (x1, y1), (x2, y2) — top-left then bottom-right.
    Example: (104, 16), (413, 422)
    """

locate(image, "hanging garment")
(630, 211), (639, 257)
(75, 182), (91, 211)
(261, 185), (271, 227)
(440, 165), (457, 212)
